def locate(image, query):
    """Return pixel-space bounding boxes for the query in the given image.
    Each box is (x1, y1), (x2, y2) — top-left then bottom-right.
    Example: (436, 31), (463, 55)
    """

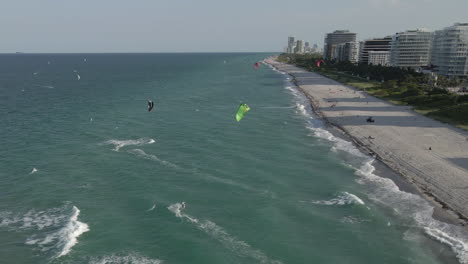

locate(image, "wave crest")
(311, 192), (365, 206)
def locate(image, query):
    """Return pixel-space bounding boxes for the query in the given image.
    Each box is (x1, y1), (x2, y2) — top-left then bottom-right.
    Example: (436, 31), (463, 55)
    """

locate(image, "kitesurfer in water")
(181, 202), (186, 209)
(147, 100), (154, 112)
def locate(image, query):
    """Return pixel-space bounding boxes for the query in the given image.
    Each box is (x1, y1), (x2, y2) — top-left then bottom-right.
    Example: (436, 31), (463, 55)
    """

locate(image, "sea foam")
(311, 192), (365, 206)
(1, 204), (89, 258)
(272, 63), (468, 264)
(89, 253), (163, 264)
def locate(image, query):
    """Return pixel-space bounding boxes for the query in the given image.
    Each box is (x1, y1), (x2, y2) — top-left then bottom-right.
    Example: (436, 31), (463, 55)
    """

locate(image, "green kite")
(236, 103), (250, 122)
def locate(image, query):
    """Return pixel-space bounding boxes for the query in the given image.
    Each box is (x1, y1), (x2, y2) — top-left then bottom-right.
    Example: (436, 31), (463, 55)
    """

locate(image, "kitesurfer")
(181, 202), (186, 209)
(147, 100), (154, 112)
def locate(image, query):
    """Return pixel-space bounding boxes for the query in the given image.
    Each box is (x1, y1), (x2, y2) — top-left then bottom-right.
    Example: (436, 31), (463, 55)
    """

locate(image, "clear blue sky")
(0, 0), (466, 53)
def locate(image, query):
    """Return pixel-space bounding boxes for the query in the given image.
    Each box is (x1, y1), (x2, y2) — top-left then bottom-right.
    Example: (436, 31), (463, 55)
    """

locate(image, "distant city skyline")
(0, 0), (467, 53)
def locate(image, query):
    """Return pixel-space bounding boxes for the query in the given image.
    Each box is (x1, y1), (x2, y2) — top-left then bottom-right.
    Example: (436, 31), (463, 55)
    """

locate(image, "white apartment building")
(334, 42), (359, 63)
(294, 40), (304, 54)
(432, 23), (468, 77)
(368, 51), (390, 66)
(287, 36), (295, 54)
(390, 29), (433, 68)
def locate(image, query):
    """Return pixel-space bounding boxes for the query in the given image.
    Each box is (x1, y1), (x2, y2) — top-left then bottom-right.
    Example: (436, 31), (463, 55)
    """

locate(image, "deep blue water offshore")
(1, 53), (467, 264)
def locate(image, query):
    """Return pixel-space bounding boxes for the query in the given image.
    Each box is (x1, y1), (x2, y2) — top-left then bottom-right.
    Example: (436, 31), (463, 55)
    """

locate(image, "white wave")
(30, 168), (38, 174)
(311, 192), (365, 206)
(128, 149), (179, 169)
(357, 159), (468, 264)
(0, 205), (89, 258)
(167, 203), (282, 264)
(76, 73), (81, 80)
(89, 253), (162, 264)
(101, 138), (156, 151)
(56, 206), (89, 257)
(146, 204), (156, 212)
(271, 63), (468, 264)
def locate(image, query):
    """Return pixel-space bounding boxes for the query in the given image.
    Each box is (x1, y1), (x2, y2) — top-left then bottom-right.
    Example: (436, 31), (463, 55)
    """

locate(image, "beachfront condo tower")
(432, 23), (468, 77)
(359, 36), (392, 64)
(390, 29), (434, 69)
(323, 30), (357, 60)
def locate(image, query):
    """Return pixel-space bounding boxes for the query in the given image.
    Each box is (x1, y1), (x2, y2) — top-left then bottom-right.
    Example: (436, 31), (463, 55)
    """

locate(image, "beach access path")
(266, 58), (468, 220)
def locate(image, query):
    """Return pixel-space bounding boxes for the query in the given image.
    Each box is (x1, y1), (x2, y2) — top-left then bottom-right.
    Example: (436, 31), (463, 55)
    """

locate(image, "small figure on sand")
(368, 136), (375, 139)
(429, 147), (432, 150)
(366, 117), (375, 123)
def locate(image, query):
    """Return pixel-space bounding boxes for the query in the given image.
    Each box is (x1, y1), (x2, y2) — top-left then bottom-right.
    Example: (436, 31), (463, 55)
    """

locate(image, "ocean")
(0, 53), (467, 264)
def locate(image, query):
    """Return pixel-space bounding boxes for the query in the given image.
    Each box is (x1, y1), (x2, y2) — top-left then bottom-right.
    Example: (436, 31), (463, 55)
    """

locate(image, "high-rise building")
(312, 44), (319, 53)
(334, 42), (359, 63)
(294, 40), (304, 54)
(368, 51), (390, 66)
(324, 30), (357, 60)
(304, 42), (310, 53)
(432, 23), (468, 77)
(359, 36), (392, 64)
(390, 29), (433, 68)
(287, 36), (295, 54)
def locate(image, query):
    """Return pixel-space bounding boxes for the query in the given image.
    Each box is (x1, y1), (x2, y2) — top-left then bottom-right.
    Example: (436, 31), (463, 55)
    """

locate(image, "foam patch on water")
(311, 192), (365, 206)
(168, 203), (282, 264)
(128, 149), (179, 169)
(0, 204), (89, 258)
(270, 62), (468, 264)
(89, 253), (163, 264)
(102, 138), (156, 151)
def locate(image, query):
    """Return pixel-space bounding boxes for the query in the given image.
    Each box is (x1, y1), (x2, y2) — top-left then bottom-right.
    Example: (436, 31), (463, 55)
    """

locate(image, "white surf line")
(168, 203), (283, 264)
(268, 58), (468, 264)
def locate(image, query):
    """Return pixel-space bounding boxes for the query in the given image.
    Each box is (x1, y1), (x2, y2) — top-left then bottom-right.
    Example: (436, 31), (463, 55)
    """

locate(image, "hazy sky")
(0, 0), (466, 53)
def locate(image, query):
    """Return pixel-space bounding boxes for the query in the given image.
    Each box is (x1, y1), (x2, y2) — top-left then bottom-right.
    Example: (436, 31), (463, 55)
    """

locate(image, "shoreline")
(265, 57), (468, 227)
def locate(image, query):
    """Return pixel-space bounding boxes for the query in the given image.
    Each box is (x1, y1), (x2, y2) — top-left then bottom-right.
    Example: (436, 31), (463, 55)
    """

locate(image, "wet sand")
(266, 58), (468, 224)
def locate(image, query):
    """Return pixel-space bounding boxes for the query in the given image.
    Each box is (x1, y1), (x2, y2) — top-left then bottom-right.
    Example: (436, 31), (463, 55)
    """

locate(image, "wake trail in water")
(101, 138), (156, 151)
(128, 149), (179, 169)
(102, 138), (266, 194)
(89, 252), (163, 264)
(168, 203), (282, 264)
(270, 62), (468, 264)
(0, 204), (89, 258)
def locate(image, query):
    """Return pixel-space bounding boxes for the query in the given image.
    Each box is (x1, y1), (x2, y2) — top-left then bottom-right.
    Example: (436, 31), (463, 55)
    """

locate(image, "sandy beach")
(266, 57), (468, 222)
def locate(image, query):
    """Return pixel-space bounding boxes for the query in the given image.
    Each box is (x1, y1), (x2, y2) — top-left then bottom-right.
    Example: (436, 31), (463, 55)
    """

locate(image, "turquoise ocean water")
(1, 53), (467, 264)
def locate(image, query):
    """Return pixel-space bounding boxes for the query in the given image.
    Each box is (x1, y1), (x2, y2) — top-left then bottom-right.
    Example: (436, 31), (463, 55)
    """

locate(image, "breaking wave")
(101, 138), (156, 151)
(0, 204), (89, 258)
(270, 61), (468, 264)
(311, 192), (365, 206)
(168, 203), (282, 264)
